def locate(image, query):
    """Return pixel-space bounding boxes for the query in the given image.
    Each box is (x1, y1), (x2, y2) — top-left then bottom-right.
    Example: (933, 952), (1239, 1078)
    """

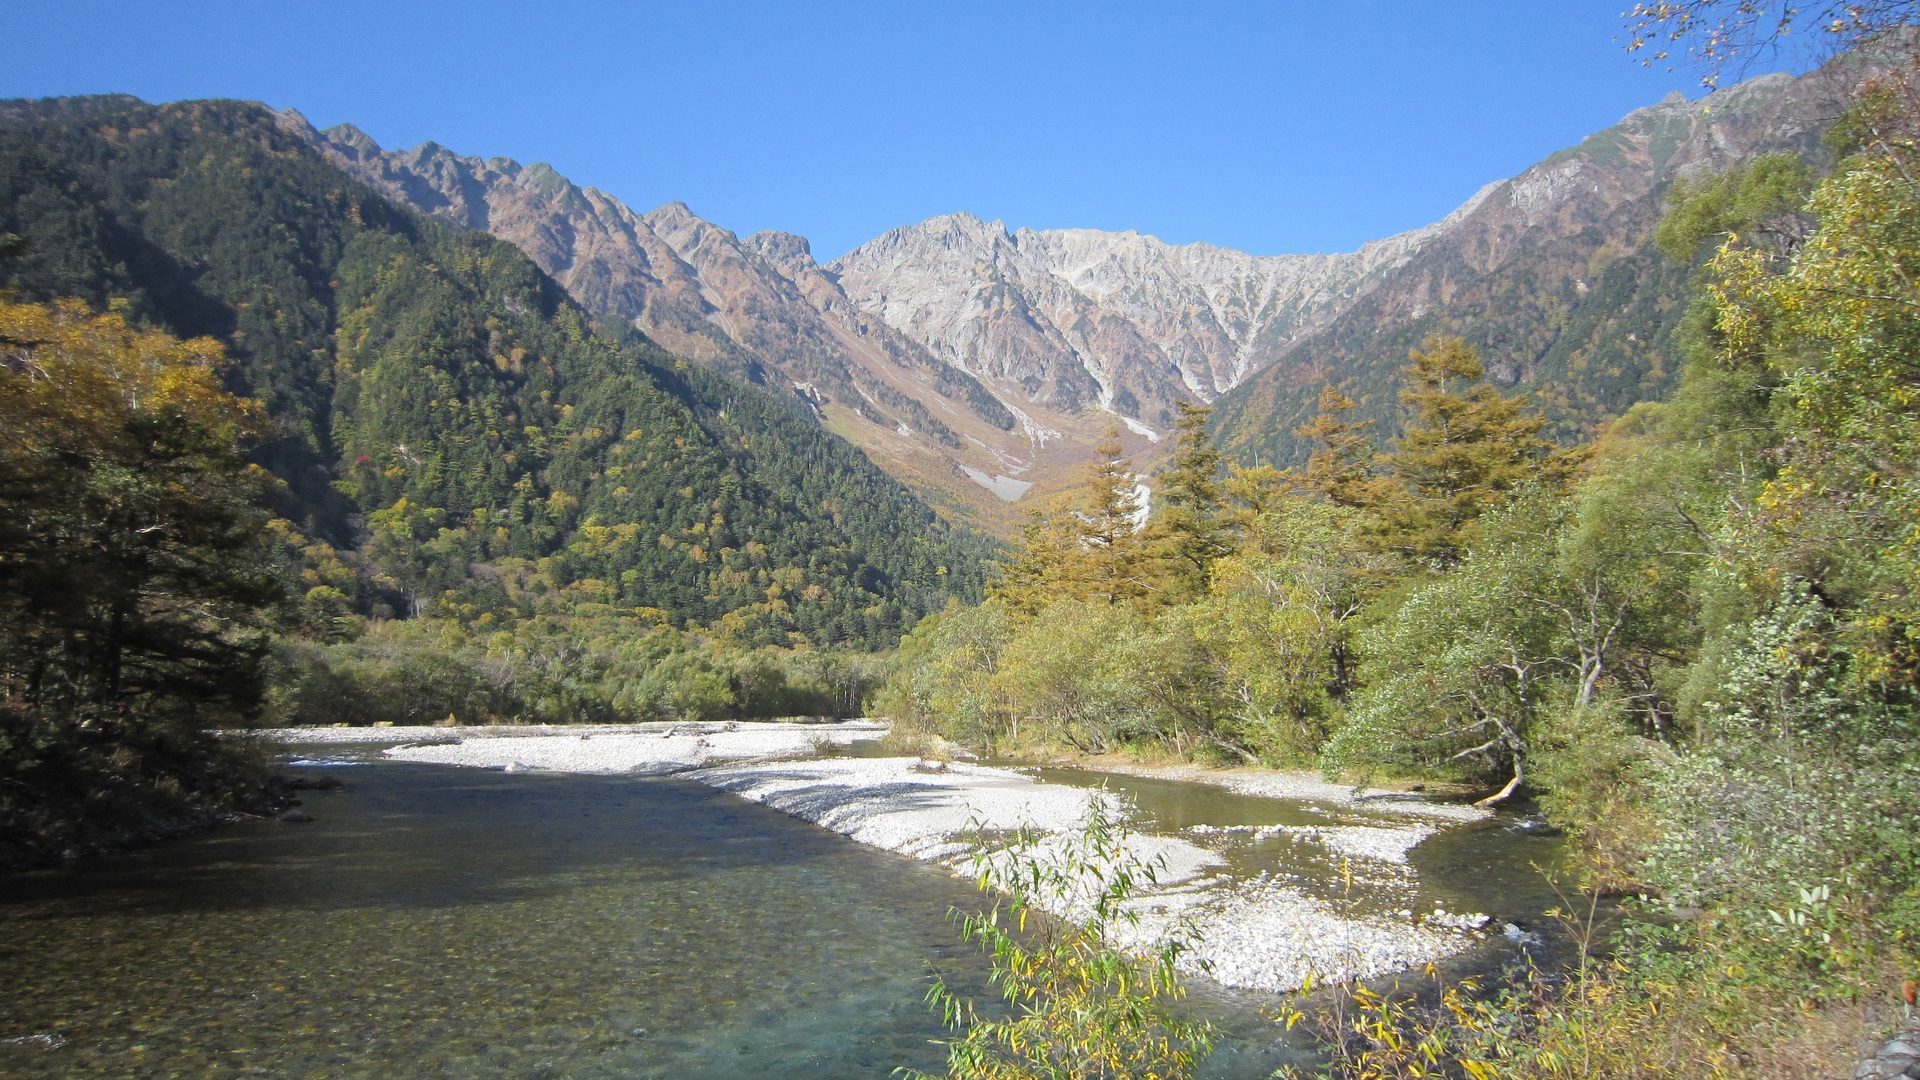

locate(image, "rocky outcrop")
(1854, 1018), (1920, 1079)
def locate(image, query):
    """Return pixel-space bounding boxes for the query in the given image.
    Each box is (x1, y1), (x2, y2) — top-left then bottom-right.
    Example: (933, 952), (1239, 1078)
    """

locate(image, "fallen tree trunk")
(1474, 760), (1524, 807)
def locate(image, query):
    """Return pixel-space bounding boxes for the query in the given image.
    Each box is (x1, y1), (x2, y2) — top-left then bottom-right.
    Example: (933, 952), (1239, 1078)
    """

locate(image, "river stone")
(1855, 1024), (1920, 1080)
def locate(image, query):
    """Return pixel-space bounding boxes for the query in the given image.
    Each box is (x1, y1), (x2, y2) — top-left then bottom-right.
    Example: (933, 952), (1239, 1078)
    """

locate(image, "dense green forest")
(885, 75), (1920, 1075)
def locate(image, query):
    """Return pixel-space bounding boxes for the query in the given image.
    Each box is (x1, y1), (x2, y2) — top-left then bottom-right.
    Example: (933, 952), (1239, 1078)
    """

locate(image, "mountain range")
(0, 96), (991, 645)
(278, 54), (1872, 532)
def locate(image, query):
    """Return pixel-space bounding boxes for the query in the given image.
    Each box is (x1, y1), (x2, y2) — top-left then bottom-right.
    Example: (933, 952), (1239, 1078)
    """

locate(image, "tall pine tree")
(1372, 337), (1554, 566)
(1152, 402), (1233, 597)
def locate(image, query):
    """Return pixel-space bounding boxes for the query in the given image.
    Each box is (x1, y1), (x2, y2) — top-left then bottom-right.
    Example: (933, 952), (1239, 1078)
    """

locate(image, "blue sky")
(1, 2), (1794, 260)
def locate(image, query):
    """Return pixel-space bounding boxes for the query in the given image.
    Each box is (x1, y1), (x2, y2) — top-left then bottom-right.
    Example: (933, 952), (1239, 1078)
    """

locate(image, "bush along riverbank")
(876, 70), (1920, 1078)
(0, 730), (294, 870)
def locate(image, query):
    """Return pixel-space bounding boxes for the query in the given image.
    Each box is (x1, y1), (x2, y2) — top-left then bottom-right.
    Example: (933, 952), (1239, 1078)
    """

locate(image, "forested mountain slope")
(0, 96), (989, 646)
(288, 116), (1469, 530)
(290, 117), (1037, 528)
(1210, 57), (1875, 463)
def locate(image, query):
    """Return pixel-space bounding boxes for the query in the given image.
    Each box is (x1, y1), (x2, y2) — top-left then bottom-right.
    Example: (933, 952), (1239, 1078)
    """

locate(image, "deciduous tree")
(0, 298), (284, 861)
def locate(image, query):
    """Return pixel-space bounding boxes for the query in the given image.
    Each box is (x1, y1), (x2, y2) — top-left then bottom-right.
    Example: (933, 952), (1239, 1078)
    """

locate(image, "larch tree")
(1151, 402), (1234, 598)
(1077, 431), (1157, 606)
(1293, 385), (1396, 509)
(988, 499), (1086, 615)
(1372, 337), (1555, 566)
(991, 431), (1157, 612)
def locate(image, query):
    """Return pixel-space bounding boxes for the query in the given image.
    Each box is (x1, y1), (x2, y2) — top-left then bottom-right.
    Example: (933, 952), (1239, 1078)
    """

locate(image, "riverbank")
(0, 733), (293, 872)
(687, 753), (1488, 990)
(255, 721), (1514, 994)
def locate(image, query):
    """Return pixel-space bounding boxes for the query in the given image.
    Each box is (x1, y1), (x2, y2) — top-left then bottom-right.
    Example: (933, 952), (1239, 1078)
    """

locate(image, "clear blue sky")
(0, 1), (1791, 260)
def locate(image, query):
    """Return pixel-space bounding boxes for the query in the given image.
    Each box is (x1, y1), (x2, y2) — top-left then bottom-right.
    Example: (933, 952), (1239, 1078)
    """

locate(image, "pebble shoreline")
(268, 723), (1494, 993)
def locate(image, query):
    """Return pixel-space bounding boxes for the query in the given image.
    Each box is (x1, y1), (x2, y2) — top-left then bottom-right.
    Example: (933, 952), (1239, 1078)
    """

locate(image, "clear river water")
(0, 745), (1568, 1078)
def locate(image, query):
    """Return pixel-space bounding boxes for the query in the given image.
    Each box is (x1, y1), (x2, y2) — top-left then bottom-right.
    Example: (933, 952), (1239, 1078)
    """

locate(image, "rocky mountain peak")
(826, 201), (1456, 426)
(744, 231), (818, 277)
(643, 200), (724, 242)
(315, 121), (381, 160)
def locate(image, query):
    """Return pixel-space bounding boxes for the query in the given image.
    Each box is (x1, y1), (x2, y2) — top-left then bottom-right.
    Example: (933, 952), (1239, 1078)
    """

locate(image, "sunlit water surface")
(0, 748), (1564, 1078)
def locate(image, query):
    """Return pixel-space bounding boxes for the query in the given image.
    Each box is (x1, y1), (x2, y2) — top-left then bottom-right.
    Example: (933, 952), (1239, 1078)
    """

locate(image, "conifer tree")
(1219, 462), (1291, 556)
(992, 432), (1157, 612)
(1294, 386), (1395, 509)
(1152, 402), (1233, 597)
(1079, 431), (1156, 606)
(988, 500), (1084, 615)
(1373, 337), (1554, 565)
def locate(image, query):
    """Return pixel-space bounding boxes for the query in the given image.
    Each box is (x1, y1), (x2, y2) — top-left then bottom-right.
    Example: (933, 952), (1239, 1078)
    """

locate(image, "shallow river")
(0, 748), (1566, 1078)
(1031, 767), (1573, 929)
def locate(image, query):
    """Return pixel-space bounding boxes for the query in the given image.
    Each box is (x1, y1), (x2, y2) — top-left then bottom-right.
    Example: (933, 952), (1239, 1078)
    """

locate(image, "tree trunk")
(1474, 755), (1524, 807)
(1208, 734), (1261, 765)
